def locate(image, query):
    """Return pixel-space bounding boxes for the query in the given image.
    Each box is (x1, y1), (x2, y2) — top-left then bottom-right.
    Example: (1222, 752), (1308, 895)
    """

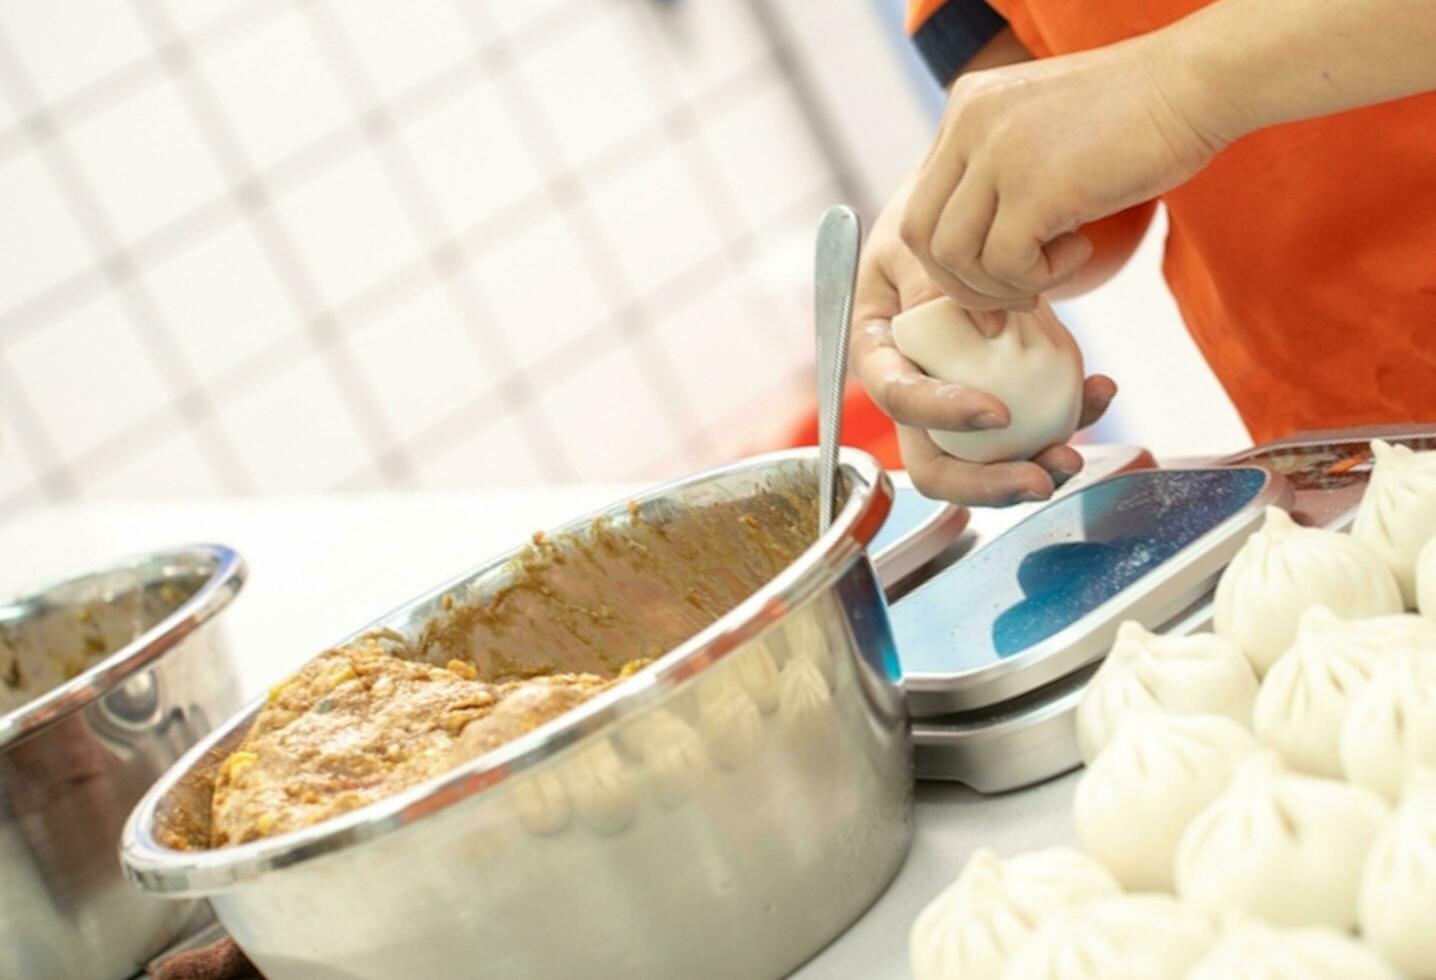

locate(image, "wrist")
(1132, 15), (1257, 152)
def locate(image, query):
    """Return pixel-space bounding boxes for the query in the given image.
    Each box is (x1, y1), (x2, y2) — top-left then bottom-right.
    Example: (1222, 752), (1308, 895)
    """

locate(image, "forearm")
(953, 25), (1032, 80)
(1157, 0), (1436, 144)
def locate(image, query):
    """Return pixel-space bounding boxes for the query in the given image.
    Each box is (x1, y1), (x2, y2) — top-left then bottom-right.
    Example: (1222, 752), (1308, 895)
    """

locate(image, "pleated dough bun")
(1187, 922), (1399, 980)
(1352, 439), (1436, 607)
(1001, 893), (1216, 980)
(1253, 607), (1436, 777)
(1360, 768), (1436, 979)
(1075, 621), (1258, 763)
(908, 847), (1119, 980)
(1073, 713), (1257, 891)
(1418, 534), (1436, 619)
(1175, 751), (1389, 929)
(1214, 507), (1402, 674)
(890, 297), (1083, 464)
(1341, 649), (1436, 801)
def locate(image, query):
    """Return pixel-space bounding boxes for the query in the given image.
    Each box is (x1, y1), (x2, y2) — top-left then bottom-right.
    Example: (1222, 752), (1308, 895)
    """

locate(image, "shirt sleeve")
(908, 0), (1008, 86)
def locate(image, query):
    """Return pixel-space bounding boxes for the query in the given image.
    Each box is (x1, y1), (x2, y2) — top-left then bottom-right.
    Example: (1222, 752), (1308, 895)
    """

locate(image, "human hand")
(900, 34), (1223, 311)
(853, 183), (1117, 506)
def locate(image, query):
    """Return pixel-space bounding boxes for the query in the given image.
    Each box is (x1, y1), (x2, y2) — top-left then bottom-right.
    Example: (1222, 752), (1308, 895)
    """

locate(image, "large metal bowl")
(121, 449), (911, 979)
(0, 544), (245, 980)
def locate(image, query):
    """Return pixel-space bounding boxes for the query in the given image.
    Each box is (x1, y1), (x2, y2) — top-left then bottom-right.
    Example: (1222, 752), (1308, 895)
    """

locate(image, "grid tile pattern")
(0, 0), (850, 523)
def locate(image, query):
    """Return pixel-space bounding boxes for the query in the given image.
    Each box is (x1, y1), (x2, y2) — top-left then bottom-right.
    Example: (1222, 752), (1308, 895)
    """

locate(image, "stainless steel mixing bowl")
(0, 544), (245, 980)
(122, 449), (912, 980)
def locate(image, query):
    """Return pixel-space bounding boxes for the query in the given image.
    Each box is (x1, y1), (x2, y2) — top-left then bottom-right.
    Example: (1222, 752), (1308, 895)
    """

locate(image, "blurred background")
(0, 0), (1248, 528)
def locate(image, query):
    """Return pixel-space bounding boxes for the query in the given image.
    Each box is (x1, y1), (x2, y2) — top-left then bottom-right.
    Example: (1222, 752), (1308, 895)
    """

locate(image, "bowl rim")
(120, 448), (893, 895)
(0, 544), (246, 751)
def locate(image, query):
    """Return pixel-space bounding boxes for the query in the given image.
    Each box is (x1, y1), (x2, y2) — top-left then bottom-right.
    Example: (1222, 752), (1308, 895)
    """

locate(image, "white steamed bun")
(1341, 648), (1436, 801)
(890, 297), (1083, 464)
(1419, 534), (1436, 619)
(1213, 507), (1401, 674)
(1075, 620), (1258, 763)
(1360, 768), (1436, 978)
(908, 847), (1119, 980)
(1253, 607), (1436, 777)
(1073, 713), (1256, 891)
(1175, 751), (1389, 928)
(1187, 922), (1399, 980)
(1352, 439), (1436, 607)
(1001, 893), (1215, 980)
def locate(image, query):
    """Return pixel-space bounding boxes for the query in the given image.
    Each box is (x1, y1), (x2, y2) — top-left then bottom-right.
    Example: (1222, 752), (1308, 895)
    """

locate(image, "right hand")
(852, 180), (1117, 506)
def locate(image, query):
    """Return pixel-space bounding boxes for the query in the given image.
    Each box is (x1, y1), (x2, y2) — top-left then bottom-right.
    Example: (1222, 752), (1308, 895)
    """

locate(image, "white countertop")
(0, 483), (1075, 980)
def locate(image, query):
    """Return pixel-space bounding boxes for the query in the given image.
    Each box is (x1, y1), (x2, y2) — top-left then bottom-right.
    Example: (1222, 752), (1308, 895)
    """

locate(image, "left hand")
(900, 34), (1225, 311)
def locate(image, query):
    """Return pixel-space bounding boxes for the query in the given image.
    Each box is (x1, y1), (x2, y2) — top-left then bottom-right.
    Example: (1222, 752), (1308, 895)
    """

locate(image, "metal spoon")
(814, 205), (863, 534)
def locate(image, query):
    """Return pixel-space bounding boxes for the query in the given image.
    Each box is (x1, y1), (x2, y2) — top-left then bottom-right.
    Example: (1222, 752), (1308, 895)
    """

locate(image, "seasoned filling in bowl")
(1, 574), (206, 716)
(193, 479), (822, 849)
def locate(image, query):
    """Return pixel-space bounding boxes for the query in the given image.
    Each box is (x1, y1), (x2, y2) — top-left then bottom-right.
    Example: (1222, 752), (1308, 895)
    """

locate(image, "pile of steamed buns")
(910, 440), (1436, 979)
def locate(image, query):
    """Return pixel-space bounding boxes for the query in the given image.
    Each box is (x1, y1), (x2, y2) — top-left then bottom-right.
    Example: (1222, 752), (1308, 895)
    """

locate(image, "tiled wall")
(0, 0), (864, 521)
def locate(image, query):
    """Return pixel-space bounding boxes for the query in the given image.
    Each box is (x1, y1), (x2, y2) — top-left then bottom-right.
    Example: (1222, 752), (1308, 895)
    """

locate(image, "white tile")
(0, 81), (20, 133)
(73, 422), (227, 501)
(0, 150), (97, 311)
(517, 6), (660, 169)
(141, 217), (304, 383)
(329, 0), (476, 100)
(586, 141), (725, 293)
(0, 293), (175, 461)
(649, 274), (798, 428)
(485, 0), (597, 40)
(400, 76), (548, 233)
(740, 219), (818, 371)
(344, 283), (496, 441)
(472, 204), (607, 369)
(197, 7), (355, 170)
(637, 0), (769, 103)
(0, 392), (39, 503)
(536, 344), (679, 481)
(161, 0), (266, 37)
(214, 350), (374, 492)
(412, 414), (547, 489)
(696, 83), (832, 236)
(275, 150), (425, 308)
(66, 82), (230, 243)
(2, 3), (152, 104)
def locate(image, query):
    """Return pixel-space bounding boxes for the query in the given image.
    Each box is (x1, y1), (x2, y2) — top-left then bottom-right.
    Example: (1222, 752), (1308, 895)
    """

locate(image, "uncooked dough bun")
(1419, 534), (1436, 619)
(1342, 649), (1436, 802)
(1175, 751), (1389, 929)
(1213, 507), (1402, 674)
(1073, 713), (1257, 891)
(890, 297), (1083, 464)
(1187, 922), (1399, 980)
(1001, 893), (1216, 980)
(1360, 768), (1436, 979)
(1253, 607), (1436, 777)
(908, 847), (1119, 980)
(1075, 621), (1258, 764)
(1352, 439), (1436, 607)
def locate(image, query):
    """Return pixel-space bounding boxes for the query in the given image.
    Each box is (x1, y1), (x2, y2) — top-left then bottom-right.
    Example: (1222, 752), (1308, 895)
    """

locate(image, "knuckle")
(897, 215), (928, 254)
(907, 465), (944, 501)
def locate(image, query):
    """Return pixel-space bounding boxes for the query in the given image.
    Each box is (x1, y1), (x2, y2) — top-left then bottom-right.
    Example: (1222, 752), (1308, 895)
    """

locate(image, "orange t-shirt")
(905, 0), (1436, 443)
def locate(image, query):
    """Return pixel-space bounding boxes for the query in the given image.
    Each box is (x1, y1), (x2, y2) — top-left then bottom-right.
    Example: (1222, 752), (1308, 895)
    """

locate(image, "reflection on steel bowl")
(0, 545), (245, 980)
(122, 449), (912, 980)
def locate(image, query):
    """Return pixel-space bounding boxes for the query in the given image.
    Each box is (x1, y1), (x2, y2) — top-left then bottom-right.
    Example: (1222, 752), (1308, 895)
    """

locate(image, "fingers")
(1078, 375), (1118, 428)
(1033, 444), (1085, 486)
(900, 426), (1057, 507)
(852, 324), (1011, 431)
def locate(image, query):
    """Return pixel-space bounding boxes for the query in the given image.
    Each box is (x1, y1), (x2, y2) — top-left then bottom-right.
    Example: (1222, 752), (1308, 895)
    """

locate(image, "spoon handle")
(814, 205), (863, 534)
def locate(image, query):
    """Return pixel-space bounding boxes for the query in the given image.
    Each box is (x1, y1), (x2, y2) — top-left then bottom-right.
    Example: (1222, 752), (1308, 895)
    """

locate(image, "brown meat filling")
(207, 481), (819, 848)
(210, 639), (617, 846)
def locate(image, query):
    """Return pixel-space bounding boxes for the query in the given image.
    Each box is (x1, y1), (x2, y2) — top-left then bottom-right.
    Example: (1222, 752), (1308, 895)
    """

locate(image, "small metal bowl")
(122, 450), (911, 980)
(0, 545), (245, 980)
